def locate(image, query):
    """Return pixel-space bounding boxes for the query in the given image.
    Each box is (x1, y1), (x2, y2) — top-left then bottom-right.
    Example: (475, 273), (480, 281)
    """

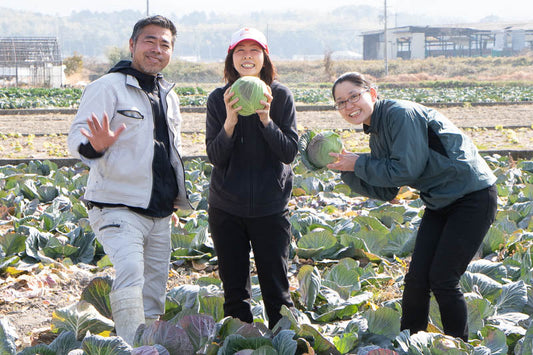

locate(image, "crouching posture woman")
(327, 72), (498, 341)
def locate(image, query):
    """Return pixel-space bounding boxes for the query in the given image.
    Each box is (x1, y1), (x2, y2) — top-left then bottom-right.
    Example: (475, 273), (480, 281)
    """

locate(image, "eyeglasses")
(334, 89), (369, 110)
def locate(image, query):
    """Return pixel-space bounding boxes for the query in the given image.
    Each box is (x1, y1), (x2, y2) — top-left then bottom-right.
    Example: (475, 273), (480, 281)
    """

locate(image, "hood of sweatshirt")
(108, 60), (163, 92)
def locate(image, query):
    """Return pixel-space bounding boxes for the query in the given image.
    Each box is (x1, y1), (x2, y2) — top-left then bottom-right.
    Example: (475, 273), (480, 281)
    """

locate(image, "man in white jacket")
(68, 15), (189, 346)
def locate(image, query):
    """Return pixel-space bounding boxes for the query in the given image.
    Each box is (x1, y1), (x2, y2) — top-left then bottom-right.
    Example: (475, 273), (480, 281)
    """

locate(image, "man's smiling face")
(130, 24), (173, 75)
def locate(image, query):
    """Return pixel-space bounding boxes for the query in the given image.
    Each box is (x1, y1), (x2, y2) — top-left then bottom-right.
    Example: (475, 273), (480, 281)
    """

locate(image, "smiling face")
(129, 24), (173, 75)
(333, 81), (377, 126)
(231, 40), (265, 78)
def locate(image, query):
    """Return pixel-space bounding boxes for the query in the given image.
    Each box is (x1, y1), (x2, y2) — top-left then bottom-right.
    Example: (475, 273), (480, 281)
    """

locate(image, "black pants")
(208, 206), (293, 329)
(401, 185), (497, 341)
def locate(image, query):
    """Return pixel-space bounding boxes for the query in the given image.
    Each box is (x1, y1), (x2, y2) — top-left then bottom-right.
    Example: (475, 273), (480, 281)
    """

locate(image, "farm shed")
(362, 22), (533, 60)
(0, 37), (64, 87)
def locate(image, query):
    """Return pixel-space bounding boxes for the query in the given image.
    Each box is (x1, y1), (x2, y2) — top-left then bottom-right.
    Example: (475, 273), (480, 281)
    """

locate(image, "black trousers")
(208, 206), (294, 328)
(401, 185), (497, 341)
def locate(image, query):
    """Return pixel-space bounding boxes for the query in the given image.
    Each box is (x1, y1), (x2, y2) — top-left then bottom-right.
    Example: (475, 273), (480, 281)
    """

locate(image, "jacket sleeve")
(355, 106), (429, 187)
(205, 89), (236, 167)
(167, 90), (183, 156)
(260, 85), (299, 164)
(67, 80), (117, 166)
(341, 171), (399, 201)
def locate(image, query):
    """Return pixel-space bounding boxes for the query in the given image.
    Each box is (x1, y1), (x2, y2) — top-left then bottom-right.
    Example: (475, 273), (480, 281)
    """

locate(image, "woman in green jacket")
(327, 72), (497, 341)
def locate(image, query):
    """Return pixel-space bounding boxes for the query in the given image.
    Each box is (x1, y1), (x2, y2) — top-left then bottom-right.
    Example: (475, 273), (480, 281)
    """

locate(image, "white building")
(362, 22), (533, 60)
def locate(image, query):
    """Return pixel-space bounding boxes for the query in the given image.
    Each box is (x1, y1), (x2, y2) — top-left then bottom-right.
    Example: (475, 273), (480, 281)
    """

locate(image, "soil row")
(1, 103), (532, 161)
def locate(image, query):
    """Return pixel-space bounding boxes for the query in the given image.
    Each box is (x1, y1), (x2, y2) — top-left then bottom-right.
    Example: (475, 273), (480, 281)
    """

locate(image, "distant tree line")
(0, 5), (465, 62)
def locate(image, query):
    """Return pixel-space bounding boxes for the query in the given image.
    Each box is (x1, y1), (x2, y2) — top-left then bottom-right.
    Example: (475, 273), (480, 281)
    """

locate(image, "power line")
(384, 0), (388, 75)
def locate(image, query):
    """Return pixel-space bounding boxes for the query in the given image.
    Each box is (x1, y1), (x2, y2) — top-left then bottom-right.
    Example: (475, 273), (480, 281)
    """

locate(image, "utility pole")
(146, 0), (149, 16)
(384, 0), (388, 76)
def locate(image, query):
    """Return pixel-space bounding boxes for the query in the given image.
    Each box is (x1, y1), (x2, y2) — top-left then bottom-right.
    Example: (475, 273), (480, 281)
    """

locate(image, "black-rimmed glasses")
(334, 89), (369, 110)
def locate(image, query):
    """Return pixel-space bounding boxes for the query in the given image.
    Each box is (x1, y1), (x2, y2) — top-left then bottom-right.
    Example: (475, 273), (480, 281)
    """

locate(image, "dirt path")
(2, 104), (533, 134)
(1, 104), (533, 159)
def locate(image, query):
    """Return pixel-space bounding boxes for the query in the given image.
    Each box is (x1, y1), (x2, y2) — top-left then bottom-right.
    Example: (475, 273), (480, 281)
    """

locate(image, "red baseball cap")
(228, 27), (268, 53)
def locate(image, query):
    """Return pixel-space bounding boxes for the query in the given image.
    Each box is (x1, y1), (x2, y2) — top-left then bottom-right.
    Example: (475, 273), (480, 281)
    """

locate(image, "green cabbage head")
(298, 130), (343, 170)
(229, 76), (268, 116)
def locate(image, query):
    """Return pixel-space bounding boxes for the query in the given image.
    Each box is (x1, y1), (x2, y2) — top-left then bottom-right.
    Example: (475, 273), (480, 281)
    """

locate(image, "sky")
(0, 0), (532, 22)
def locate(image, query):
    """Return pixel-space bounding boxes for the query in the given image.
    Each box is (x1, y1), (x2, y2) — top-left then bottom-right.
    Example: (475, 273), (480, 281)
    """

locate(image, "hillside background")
(0, 5), (507, 62)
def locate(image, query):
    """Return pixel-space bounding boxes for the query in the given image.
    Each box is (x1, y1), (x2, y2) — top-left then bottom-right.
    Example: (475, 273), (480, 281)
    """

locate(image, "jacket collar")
(364, 99), (383, 135)
(123, 70), (173, 94)
(109, 60), (173, 93)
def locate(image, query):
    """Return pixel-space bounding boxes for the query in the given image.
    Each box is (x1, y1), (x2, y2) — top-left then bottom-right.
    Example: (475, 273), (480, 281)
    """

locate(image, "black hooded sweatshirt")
(79, 60), (178, 217)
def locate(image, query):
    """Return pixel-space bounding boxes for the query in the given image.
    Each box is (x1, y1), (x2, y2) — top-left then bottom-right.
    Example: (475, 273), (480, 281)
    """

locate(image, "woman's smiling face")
(232, 40), (265, 78)
(333, 81), (377, 126)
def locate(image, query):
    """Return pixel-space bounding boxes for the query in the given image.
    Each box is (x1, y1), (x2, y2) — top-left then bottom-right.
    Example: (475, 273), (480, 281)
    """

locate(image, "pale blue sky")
(0, 0), (531, 22)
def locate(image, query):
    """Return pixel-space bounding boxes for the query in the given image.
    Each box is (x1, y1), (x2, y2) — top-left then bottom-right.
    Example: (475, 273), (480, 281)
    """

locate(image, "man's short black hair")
(131, 15), (177, 46)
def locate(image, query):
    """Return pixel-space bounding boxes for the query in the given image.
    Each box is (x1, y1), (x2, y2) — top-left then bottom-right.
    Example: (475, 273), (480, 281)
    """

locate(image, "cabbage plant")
(5, 156), (533, 354)
(298, 130), (343, 170)
(229, 76), (267, 116)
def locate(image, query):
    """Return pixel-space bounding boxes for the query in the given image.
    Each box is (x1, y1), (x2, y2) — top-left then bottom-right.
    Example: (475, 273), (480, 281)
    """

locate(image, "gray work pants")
(88, 206), (172, 318)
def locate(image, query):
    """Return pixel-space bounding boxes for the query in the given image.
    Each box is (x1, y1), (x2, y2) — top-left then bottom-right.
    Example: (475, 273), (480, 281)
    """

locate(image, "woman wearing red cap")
(205, 27), (298, 328)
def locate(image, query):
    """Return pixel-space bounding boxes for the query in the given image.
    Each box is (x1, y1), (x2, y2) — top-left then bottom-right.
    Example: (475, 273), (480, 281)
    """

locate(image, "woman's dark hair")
(331, 72), (374, 98)
(131, 15), (177, 46)
(224, 48), (278, 86)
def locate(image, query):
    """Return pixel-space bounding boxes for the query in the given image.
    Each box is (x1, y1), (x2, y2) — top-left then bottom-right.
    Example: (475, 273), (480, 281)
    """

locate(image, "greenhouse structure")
(0, 37), (64, 87)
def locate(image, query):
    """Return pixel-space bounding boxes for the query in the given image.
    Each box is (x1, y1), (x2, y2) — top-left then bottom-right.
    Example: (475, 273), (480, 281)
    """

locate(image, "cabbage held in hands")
(229, 76), (268, 116)
(298, 130), (343, 170)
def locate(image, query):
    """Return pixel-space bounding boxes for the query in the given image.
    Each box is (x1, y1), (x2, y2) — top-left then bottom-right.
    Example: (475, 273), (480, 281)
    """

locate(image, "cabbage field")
(1, 80), (533, 354)
(0, 84), (532, 109)
(2, 153), (533, 354)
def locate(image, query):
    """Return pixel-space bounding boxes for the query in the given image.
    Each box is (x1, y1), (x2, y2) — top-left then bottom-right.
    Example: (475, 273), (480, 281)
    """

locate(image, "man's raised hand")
(80, 112), (126, 153)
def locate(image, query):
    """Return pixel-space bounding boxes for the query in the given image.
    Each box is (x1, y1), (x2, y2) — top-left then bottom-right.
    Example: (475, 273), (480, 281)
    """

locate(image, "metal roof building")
(362, 22), (533, 60)
(0, 37), (64, 87)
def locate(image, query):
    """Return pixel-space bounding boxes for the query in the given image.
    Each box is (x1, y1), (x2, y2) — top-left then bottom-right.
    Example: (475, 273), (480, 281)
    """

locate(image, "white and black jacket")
(68, 63), (190, 212)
